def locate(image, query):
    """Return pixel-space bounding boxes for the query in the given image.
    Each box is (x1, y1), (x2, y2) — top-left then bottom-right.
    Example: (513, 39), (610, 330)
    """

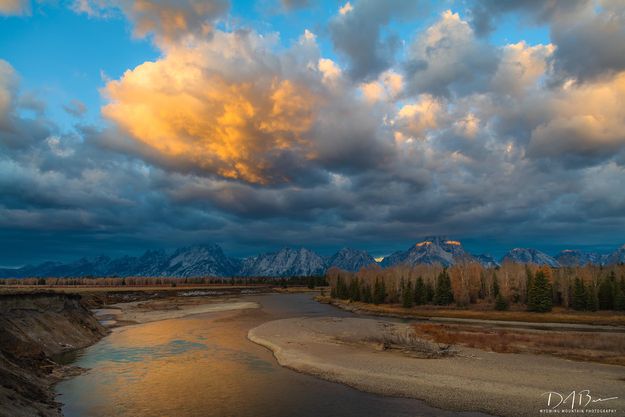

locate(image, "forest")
(326, 262), (625, 312)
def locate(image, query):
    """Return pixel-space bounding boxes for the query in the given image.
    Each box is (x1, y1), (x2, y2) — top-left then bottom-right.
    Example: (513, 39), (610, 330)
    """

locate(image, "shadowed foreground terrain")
(0, 293), (107, 417)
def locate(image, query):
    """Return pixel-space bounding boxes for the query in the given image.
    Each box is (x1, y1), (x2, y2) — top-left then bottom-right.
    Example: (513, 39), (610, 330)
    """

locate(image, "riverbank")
(249, 316), (625, 417)
(316, 296), (625, 327)
(0, 288), (264, 417)
(0, 292), (107, 417)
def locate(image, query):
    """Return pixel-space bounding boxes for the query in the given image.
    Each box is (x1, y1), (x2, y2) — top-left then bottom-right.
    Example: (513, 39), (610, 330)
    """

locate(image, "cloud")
(550, 2), (625, 82)
(329, 0), (424, 81)
(469, 0), (625, 83)
(404, 10), (499, 97)
(63, 99), (87, 117)
(468, 0), (589, 37)
(491, 41), (554, 96)
(280, 0), (308, 11)
(4, 2), (625, 265)
(101, 29), (393, 185)
(102, 31), (321, 185)
(0, 0), (29, 15)
(72, 0), (229, 44)
(0, 60), (18, 129)
(527, 72), (625, 163)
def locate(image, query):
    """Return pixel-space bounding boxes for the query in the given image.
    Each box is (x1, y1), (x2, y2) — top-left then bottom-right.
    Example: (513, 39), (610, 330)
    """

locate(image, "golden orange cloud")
(529, 71), (625, 157)
(102, 40), (319, 184)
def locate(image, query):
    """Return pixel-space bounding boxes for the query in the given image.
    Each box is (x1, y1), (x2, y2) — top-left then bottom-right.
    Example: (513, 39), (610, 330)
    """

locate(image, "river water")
(57, 293), (485, 417)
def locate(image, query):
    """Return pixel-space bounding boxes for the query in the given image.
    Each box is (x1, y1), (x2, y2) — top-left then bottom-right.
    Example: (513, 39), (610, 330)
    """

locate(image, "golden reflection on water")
(58, 294), (487, 417)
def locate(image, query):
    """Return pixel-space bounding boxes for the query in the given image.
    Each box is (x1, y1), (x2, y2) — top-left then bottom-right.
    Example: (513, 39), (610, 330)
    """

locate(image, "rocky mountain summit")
(326, 248), (376, 272)
(381, 237), (477, 268)
(501, 248), (560, 268)
(2, 238), (624, 278)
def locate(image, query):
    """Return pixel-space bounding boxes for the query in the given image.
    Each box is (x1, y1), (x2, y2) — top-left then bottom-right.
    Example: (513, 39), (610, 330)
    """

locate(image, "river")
(57, 293), (486, 417)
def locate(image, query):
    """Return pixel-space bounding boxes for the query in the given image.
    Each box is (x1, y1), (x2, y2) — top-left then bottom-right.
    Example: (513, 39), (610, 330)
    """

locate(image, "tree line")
(0, 275), (328, 288)
(326, 262), (625, 313)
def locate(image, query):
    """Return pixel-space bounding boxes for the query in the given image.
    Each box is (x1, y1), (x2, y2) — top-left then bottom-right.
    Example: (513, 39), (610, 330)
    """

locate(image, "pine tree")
(425, 281), (435, 304)
(495, 293), (509, 311)
(373, 277), (386, 305)
(527, 270), (552, 312)
(586, 283), (599, 311)
(402, 281), (414, 308)
(572, 277), (588, 311)
(362, 284), (373, 303)
(614, 277), (625, 311)
(434, 270), (454, 305)
(414, 276), (425, 305)
(598, 272), (616, 310)
(492, 272), (500, 298)
(348, 278), (361, 301)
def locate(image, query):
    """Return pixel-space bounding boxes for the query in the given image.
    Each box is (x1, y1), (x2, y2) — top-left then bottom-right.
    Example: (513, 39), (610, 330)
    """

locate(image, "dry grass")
(317, 296), (625, 327)
(413, 322), (625, 366)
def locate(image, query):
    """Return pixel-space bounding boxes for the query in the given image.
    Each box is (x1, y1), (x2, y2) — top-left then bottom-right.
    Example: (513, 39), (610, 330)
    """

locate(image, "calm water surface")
(57, 293), (487, 417)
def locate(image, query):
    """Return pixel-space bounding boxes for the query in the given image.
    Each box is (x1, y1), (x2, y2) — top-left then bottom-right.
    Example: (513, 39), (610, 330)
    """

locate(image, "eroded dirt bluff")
(0, 292), (107, 417)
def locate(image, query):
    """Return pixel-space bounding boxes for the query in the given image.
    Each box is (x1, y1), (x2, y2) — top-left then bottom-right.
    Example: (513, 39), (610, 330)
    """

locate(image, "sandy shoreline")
(248, 317), (625, 417)
(94, 297), (259, 326)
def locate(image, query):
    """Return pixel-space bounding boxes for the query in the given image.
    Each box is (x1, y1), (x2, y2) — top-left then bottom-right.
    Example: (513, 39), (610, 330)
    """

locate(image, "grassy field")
(317, 296), (625, 326)
(413, 322), (625, 366)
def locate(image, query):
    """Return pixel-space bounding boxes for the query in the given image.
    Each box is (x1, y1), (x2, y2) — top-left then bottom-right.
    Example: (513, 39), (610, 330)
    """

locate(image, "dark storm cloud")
(468, 0), (589, 37)
(328, 0), (425, 81)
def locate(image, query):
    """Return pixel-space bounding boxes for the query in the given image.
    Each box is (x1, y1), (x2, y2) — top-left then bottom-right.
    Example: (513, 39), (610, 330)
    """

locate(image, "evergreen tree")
(492, 272), (500, 298)
(598, 272), (616, 310)
(434, 270), (454, 305)
(348, 278), (361, 301)
(414, 276), (425, 305)
(586, 284), (599, 311)
(362, 284), (373, 304)
(614, 277), (625, 311)
(495, 293), (509, 311)
(402, 281), (414, 308)
(479, 272), (487, 299)
(615, 286), (625, 311)
(572, 277), (588, 311)
(527, 270), (552, 312)
(425, 281), (435, 304)
(373, 277), (386, 305)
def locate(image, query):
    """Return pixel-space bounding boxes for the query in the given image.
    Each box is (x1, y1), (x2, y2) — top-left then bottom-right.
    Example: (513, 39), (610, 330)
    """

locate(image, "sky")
(1, 0), (625, 266)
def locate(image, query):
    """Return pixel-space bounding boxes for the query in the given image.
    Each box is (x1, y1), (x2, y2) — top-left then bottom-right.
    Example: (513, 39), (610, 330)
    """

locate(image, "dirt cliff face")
(0, 292), (107, 417)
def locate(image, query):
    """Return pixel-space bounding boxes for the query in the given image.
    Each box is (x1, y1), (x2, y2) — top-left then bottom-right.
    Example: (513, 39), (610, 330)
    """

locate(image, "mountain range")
(1, 238), (624, 278)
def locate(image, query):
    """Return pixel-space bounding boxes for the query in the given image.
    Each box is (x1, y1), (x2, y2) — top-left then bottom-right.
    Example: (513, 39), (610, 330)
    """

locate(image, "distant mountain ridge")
(1, 238), (624, 278)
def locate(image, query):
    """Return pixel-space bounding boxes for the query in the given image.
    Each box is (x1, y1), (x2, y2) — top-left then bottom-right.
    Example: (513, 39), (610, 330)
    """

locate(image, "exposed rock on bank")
(0, 292), (107, 417)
